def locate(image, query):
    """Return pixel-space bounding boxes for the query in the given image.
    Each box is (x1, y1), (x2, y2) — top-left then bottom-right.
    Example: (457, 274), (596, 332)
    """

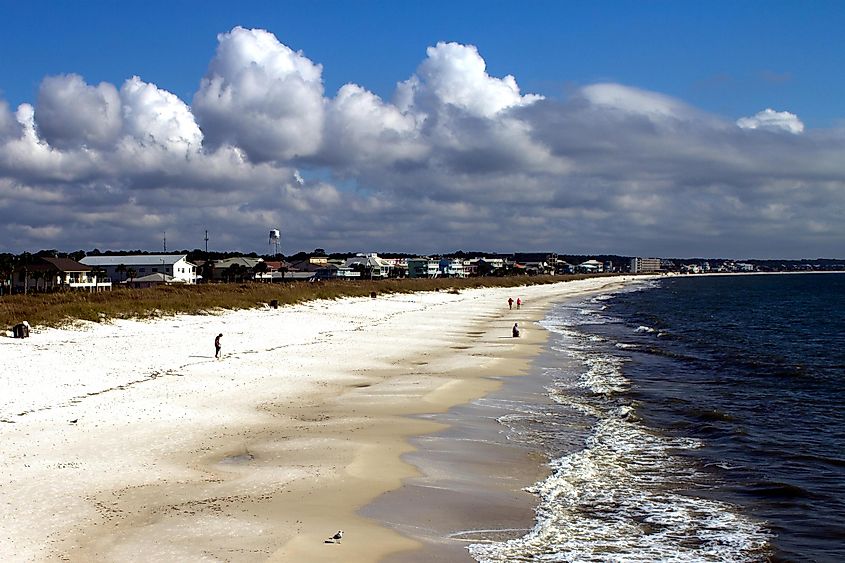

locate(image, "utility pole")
(163, 231), (167, 252)
(203, 229), (210, 285)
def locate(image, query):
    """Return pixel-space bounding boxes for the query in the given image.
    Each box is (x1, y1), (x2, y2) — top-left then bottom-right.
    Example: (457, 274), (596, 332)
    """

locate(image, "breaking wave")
(469, 286), (771, 562)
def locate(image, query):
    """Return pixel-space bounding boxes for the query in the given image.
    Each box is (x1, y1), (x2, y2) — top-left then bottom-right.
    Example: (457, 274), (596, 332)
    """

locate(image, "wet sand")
(370, 319), (554, 562)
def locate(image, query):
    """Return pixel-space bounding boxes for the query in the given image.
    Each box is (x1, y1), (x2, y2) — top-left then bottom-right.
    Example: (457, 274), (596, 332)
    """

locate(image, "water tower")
(269, 228), (281, 256)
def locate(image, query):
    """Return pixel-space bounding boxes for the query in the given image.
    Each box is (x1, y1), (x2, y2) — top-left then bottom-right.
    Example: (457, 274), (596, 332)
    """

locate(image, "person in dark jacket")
(215, 333), (223, 358)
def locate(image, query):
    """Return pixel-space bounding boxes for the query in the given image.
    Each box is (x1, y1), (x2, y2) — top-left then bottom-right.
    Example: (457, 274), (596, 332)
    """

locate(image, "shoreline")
(0, 277), (646, 562)
(368, 292), (557, 562)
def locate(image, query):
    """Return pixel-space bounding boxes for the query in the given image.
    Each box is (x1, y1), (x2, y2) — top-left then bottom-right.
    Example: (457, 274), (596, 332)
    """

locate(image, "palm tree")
(226, 264), (246, 283)
(253, 261), (268, 282)
(116, 263), (127, 282)
(126, 268), (137, 286)
(90, 266), (106, 290)
(0, 261), (11, 295)
(200, 260), (215, 284)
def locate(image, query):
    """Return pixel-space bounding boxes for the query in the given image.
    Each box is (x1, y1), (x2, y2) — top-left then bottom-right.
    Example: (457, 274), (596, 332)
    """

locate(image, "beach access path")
(0, 276), (645, 562)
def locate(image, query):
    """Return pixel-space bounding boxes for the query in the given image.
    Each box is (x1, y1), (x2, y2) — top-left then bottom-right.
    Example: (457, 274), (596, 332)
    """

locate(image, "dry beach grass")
(0, 274), (599, 330)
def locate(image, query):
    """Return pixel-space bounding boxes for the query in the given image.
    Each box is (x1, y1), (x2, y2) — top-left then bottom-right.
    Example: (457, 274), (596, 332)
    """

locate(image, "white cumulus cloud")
(35, 74), (122, 149)
(0, 100), (20, 140)
(395, 41), (542, 118)
(193, 26), (325, 162)
(737, 108), (805, 134)
(120, 76), (203, 152)
(324, 83), (425, 166)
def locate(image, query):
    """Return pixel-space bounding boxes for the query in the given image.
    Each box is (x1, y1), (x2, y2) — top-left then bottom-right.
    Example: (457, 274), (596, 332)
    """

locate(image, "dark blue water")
(471, 274), (845, 563)
(609, 273), (845, 562)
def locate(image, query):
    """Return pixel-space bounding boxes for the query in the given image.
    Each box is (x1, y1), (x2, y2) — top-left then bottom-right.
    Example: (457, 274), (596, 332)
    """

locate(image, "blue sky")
(3, 1), (841, 126)
(0, 1), (843, 258)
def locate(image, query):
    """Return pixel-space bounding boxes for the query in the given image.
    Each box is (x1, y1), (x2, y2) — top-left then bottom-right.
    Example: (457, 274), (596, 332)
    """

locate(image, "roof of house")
(343, 254), (391, 268)
(213, 257), (263, 269)
(126, 272), (178, 283)
(20, 257), (91, 273)
(262, 261), (288, 271)
(288, 260), (338, 272)
(81, 254), (190, 267)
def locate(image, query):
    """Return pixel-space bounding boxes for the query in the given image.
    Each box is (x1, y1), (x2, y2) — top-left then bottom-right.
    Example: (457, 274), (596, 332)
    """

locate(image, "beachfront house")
(124, 272), (178, 288)
(285, 259), (358, 281)
(209, 256), (264, 282)
(12, 257), (112, 293)
(514, 252), (558, 275)
(472, 257), (507, 276)
(438, 257), (468, 277)
(555, 260), (576, 274)
(314, 264), (361, 280)
(80, 254), (198, 284)
(407, 257), (440, 278)
(343, 253), (392, 279)
(576, 259), (604, 273)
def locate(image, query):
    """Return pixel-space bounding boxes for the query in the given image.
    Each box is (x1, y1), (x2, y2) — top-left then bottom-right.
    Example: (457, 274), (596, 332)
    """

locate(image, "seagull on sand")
(325, 530), (343, 544)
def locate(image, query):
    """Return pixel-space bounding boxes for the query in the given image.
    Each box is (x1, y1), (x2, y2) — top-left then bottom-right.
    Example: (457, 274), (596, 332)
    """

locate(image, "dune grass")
(0, 274), (609, 330)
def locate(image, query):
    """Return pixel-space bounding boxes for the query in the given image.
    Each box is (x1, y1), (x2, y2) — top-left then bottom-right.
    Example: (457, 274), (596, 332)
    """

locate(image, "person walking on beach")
(516, 297), (522, 310)
(512, 323), (520, 338)
(215, 333), (222, 359)
(508, 297), (514, 310)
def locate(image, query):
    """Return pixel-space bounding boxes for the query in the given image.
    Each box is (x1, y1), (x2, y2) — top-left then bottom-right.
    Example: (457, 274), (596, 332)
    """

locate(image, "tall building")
(630, 257), (662, 274)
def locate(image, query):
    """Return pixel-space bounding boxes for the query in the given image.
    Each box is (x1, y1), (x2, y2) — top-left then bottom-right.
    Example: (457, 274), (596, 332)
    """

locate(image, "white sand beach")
(0, 276), (646, 562)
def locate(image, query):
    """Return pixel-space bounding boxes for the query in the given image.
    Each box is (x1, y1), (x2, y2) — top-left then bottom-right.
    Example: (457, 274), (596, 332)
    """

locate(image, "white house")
(577, 259), (604, 273)
(343, 253), (392, 278)
(81, 254), (198, 284)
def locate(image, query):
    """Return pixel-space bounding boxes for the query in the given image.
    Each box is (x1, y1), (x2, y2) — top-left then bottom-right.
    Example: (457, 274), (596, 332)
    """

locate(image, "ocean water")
(470, 273), (845, 563)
